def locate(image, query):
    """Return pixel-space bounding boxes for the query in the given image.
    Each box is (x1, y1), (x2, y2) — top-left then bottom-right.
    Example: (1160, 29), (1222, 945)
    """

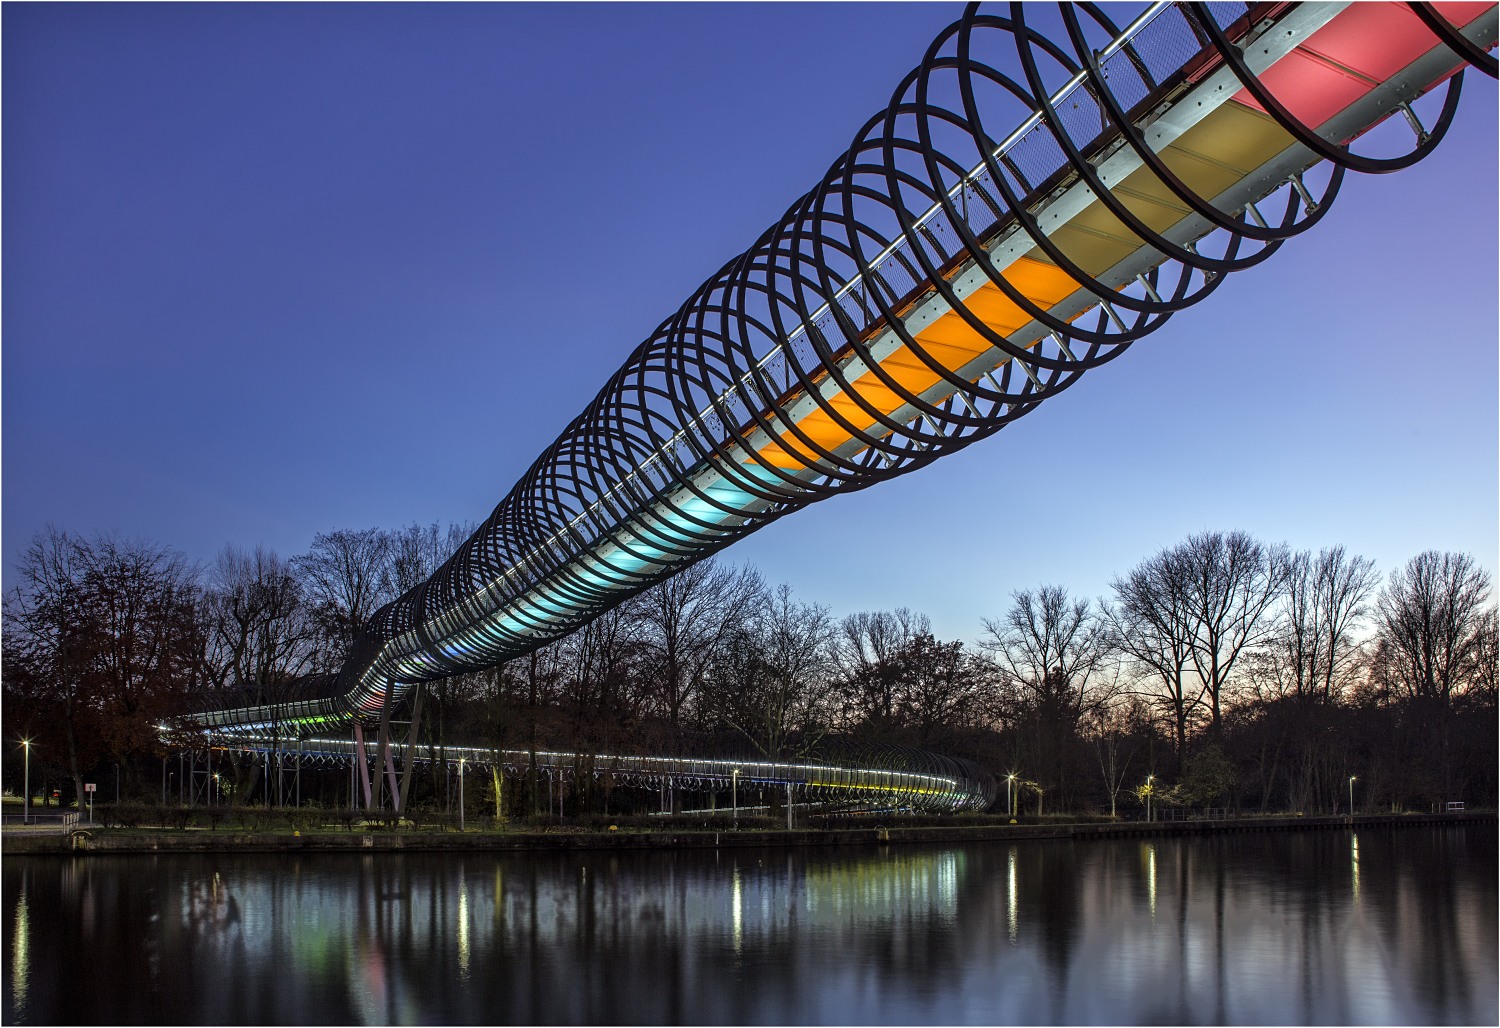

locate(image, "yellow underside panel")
(1049, 101), (1295, 275)
(755, 257), (1076, 467)
(752, 100), (1296, 470)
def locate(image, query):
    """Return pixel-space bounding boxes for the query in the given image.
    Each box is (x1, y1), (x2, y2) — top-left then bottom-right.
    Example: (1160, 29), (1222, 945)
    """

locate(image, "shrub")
(164, 806), (196, 831)
(242, 807), (275, 832)
(112, 803), (149, 829)
(420, 810), (461, 833)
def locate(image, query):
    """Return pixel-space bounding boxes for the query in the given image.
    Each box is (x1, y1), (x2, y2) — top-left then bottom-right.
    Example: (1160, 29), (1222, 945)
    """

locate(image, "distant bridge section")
(180, 732), (998, 815)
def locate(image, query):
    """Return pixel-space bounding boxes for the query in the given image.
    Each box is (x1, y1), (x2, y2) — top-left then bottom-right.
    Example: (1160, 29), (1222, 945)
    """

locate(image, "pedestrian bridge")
(186, 2), (1496, 810)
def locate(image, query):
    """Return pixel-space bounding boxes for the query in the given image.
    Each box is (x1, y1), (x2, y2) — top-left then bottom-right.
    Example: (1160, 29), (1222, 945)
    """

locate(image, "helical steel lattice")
(194, 1), (1494, 737)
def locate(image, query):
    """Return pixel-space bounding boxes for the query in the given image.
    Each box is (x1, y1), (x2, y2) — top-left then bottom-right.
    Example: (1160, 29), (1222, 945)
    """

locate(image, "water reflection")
(3, 827), (1494, 1025)
(9, 873), (27, 1019)
(1006, 846), (1017, 944)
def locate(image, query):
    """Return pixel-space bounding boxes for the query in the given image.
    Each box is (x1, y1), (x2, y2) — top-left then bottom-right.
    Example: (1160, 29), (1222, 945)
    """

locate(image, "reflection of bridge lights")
(1147, 845), (1157, 921)
(1352, 834), (1360, 902)
(1006, 848), (1018, 944)
(732, 866), (743, 953)
(458, 867), (470, 980)
(11, 886), (29, 1015)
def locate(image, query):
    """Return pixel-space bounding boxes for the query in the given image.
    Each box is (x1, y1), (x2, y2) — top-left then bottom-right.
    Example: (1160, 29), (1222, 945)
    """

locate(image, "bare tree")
(702, 583), (835, 758)
(638, 559), (764, 728)
(891, 632), (988, 749)
(834, 607), (927, 730)
(1108, 548), (1201, 767)
(201, 545), (317, 804)
(5, 527), (96, 805)
(1179, 531), (1290, 739)
(1461, 608), (1497, 708)
(981, 586), (1116, 731)
(1263, 546), (1378, 705)
(980, 586), (1116, 804)
(1371, 550), (1492, 706)
(387, 521), (476, 595)
(75, 535), (204, 796)
(293, 528), (393, 669)
(1088, 699), (1139, 818)
(553, 596), (648, 811)
(203, 545), (316, 690)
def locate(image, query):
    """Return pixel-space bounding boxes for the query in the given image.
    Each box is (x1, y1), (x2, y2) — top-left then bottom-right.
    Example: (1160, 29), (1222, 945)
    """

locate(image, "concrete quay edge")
(2, 811), (1490, 856)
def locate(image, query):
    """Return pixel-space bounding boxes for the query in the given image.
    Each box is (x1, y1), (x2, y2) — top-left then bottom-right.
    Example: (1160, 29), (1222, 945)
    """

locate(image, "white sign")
(84, 783), (96, 793)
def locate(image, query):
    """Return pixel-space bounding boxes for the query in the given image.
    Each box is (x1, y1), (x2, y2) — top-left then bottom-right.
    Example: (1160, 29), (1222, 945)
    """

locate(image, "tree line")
(5, 524), (1495, 816)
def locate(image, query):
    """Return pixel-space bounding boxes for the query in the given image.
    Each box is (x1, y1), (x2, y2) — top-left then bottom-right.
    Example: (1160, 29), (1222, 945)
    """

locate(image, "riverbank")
(3, 810), (1490, 855)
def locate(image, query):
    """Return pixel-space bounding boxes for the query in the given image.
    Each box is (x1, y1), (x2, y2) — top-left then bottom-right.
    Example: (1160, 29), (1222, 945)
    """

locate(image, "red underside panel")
(1234, 2), (1494, 129)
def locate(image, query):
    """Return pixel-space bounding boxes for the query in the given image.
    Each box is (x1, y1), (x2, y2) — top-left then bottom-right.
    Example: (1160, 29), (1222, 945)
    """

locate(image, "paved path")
(2, 820), (82, 836)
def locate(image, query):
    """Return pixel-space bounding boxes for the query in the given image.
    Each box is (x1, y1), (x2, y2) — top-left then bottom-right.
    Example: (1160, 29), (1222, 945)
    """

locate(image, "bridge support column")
(395, 684), (425, 815)
(353, 725), (373, 810)
(374, 679), (397, 811)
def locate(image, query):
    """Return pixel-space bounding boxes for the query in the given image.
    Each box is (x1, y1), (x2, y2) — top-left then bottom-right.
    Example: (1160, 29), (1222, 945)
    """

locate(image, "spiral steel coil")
(192, 1), (1496, 736)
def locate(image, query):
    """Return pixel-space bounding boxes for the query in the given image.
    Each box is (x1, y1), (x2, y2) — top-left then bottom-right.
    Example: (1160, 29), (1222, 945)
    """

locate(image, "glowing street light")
(22, 739), (31, 826)
(1348, 776), (1356, 818)
(1006, 773), (1016, 818)
(1146, 774), (1155, 823)
(732, 769), (741, 828)
(458, 758), (465, 832)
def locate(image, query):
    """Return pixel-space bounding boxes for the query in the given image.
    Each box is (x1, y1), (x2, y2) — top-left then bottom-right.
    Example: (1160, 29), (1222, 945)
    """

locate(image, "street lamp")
(1006, 773), (1016, 818)
(458, 758), (465, 832)
(732, 769), (740, 828)
(22, 739), (31, 826)
(1348, 776), (1356, 818)
(1146, 775), (1155, 823)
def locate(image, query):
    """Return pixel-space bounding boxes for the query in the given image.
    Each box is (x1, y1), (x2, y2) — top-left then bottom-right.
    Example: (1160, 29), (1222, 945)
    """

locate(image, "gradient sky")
(5, 2), (1496, 644)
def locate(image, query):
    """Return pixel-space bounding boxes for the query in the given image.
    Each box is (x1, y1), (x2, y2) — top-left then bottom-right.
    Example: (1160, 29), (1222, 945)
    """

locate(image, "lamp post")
(1146, 775), (1154, 823)
(458, 758), (465, 832)
(23, 740), (31, 826)
(1348, 776), (1356, 818)
(732, 769), (740, 828)
(1006, 773), (1016, 817)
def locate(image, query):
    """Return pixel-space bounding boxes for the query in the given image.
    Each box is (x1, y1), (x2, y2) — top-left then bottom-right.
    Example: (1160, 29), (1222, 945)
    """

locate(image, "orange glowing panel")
(753, 257), (1080, 467)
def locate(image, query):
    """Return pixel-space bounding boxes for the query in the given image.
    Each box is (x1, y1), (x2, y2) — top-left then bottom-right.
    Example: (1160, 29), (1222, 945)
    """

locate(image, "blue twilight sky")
(4, 3), (1496, 644)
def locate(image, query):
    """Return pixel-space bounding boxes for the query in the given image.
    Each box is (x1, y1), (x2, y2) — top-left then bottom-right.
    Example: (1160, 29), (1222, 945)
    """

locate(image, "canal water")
(3, 826), (1494, 1025)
